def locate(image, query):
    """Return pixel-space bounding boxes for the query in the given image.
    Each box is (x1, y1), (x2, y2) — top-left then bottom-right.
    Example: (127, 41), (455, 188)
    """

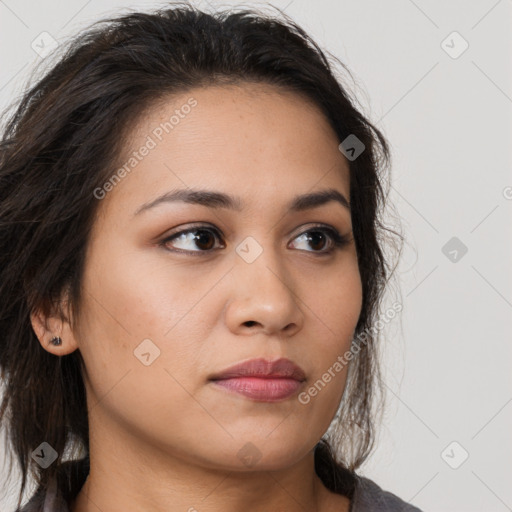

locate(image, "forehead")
(97, 82), (350, 218)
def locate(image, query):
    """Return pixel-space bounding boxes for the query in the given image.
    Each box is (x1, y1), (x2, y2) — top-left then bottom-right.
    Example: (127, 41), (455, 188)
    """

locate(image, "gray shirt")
(16, 459), (423, 512)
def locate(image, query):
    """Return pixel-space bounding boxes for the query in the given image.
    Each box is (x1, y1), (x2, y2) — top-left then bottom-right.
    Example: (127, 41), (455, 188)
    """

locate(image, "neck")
(69, 418), (350, 512)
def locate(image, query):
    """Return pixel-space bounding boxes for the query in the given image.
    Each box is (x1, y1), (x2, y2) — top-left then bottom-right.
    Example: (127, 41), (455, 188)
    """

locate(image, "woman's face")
(59, 83), (362, 471)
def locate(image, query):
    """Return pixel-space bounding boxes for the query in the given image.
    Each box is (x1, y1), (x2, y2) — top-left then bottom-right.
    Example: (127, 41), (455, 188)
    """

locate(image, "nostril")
(244, 321), (257, 327)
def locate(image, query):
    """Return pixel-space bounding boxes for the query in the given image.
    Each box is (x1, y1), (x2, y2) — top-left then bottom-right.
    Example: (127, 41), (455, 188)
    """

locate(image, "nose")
(223, 240), (304, 338)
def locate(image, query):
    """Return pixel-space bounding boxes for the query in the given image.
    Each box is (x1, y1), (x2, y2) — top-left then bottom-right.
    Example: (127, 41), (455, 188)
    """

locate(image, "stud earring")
(50, 336), (62, 346)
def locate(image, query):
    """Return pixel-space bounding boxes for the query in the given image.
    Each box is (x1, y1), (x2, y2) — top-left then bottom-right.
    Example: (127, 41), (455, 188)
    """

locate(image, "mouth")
(208, 357), (306, 402)
(210, 376), (304, 402)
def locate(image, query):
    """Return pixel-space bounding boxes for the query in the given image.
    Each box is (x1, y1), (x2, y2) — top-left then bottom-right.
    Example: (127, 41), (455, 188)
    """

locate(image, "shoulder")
(350, 474), (424, 512)
(14, 458), (89, 512)
(16, 460), (422, 512)
(14, 478), (70, 512)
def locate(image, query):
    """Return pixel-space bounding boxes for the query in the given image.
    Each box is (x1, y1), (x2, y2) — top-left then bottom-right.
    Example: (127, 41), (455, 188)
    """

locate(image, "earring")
(50, 336), (62, 346)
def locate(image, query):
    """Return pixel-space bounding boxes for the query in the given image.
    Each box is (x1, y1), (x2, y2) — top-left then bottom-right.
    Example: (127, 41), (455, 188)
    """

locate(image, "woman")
(0, 3), (420, 511)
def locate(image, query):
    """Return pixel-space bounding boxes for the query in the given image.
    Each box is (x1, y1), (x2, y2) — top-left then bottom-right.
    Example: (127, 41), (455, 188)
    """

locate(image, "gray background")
(1, 1), (511, 511)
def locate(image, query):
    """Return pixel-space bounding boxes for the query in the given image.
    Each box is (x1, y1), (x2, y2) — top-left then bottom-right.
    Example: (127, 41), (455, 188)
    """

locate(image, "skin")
(31, 82), (362, 512)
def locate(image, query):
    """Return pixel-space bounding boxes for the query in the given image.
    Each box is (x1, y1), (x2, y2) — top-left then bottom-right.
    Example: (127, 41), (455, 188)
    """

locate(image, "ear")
(30, 291), (80, 356)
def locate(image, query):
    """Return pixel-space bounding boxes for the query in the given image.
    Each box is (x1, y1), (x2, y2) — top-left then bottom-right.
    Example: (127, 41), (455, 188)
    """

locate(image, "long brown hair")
(0, 3), (401, 509)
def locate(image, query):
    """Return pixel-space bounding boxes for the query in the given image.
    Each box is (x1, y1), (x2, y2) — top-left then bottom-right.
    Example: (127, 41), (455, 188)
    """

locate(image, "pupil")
(309, 232), (325, 251)
(195, 230), (214, 250)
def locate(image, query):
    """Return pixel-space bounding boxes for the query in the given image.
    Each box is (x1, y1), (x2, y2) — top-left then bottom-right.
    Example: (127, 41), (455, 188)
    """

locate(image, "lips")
(212, 377), (303, 401)
(209, 357), (306, 402)
(209, 357), (306, 382)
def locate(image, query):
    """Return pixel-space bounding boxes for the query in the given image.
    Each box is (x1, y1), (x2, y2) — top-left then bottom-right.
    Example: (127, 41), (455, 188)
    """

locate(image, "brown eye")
(160, 224), (350, 256)
(290, 226), (350, 254)
(161, 227), (223, 253)
(304, 231), (329, 251)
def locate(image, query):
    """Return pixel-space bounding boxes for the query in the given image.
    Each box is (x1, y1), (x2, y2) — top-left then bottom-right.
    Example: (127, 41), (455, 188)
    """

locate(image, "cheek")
(74, 254), (216, 443)
(81, 235), (207, 339)
(298, 263), (362, 402)
(308, 261), (363, 343)
(75, 239), (223, 398)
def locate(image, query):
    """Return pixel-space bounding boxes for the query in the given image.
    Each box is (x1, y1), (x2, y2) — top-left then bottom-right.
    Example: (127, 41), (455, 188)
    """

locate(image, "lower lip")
(211, 377), (303, 402)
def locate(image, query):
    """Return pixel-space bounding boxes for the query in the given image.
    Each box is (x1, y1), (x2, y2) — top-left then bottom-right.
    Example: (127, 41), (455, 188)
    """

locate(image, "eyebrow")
(133, 187), (351, 216)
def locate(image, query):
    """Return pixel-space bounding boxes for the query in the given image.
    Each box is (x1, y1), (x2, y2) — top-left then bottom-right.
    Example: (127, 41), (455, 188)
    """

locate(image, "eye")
(289, 225), (351, 254)
(159, 224), (351, 255)
(160, 225), (224, 254)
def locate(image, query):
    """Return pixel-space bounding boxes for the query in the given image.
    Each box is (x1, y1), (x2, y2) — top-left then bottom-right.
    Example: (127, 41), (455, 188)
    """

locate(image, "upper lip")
(209, 357), (306, 381)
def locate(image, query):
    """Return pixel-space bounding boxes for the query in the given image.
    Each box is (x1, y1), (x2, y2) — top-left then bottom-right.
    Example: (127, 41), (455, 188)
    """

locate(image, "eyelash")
(158, 223), (351, 256)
